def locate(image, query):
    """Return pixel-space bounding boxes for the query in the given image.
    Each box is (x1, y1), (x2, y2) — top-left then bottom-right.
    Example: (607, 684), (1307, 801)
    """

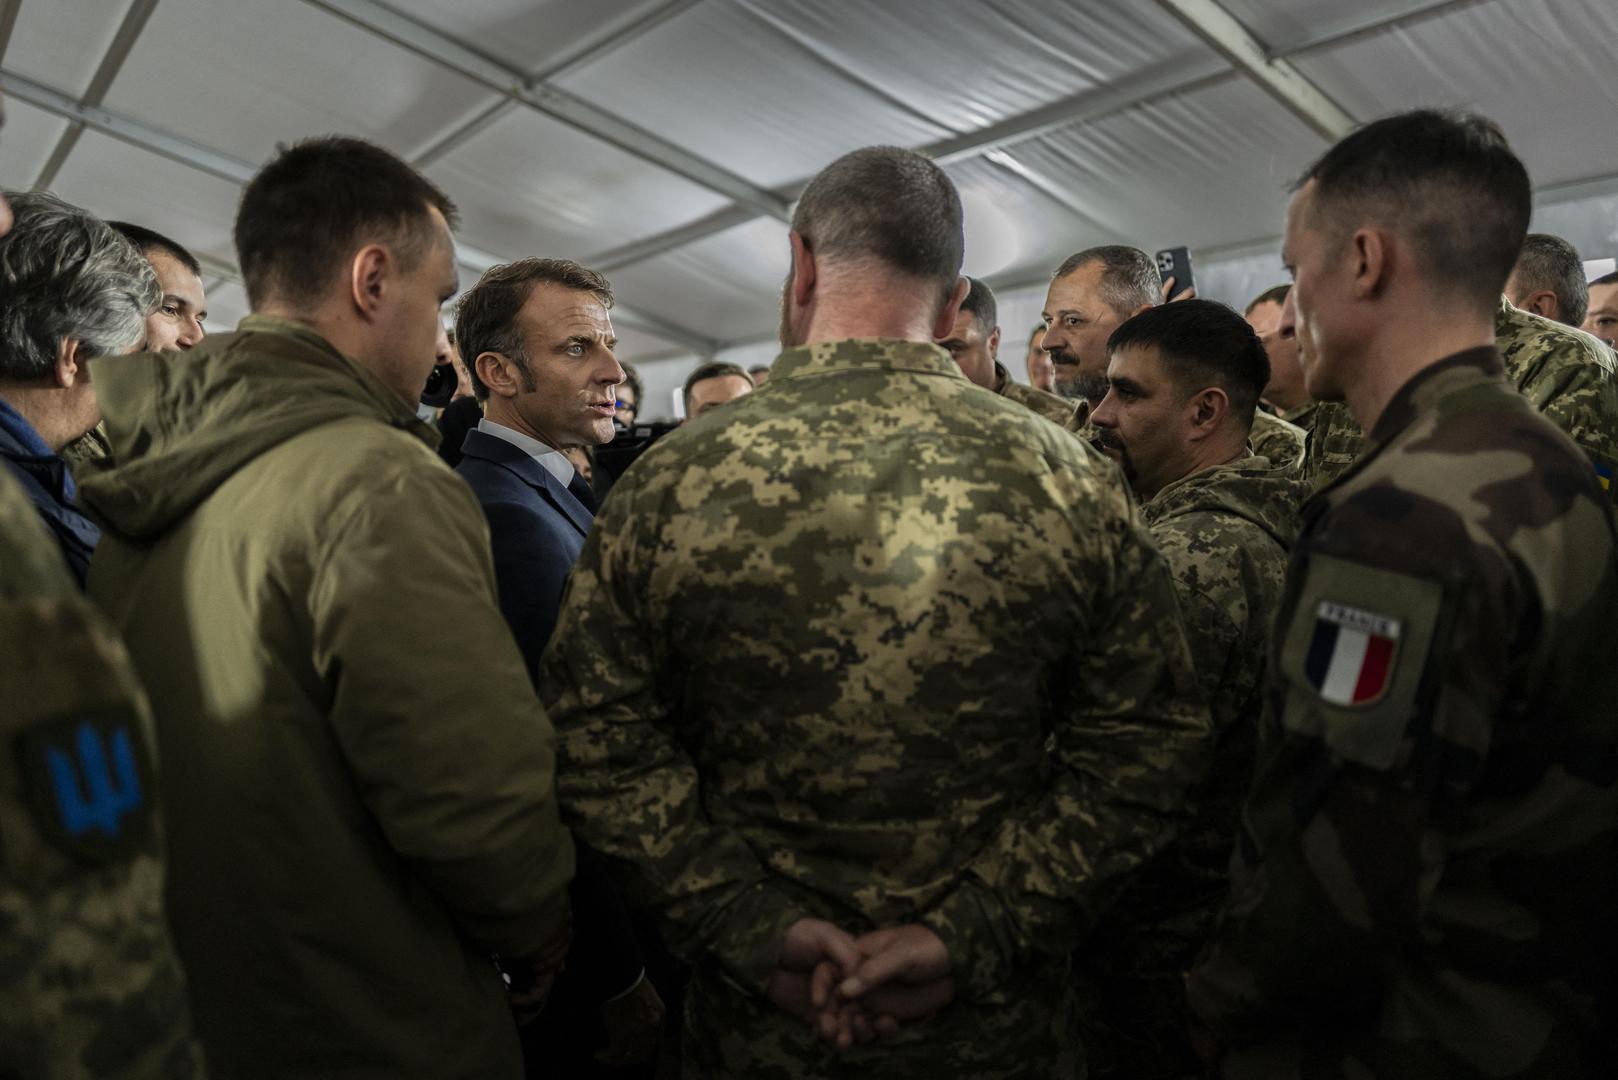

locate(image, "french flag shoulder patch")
(1304, 601), (1400, 706)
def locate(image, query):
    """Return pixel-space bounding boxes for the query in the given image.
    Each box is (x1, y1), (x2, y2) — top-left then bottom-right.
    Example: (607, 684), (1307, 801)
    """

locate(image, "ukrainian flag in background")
(1596, 460), (1613, 496)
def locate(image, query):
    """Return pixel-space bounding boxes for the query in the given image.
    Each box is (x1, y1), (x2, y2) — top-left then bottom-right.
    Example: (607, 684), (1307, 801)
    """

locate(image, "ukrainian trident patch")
(16, 708), (155, 863)
(1303, 602), (1401, 706)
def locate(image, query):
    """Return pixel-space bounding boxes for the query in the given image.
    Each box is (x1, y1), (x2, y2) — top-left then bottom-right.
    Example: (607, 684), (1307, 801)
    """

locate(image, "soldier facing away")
(538, 145), (1210, 1079)
(1188, 109), (1618, 1077)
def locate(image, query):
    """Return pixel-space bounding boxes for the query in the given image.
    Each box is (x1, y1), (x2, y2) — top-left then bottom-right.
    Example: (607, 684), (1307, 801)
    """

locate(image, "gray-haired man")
(0, 191), (157, 582)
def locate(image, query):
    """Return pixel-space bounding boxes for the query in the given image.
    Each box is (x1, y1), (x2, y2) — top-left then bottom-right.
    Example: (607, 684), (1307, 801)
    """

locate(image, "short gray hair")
(0, 191), (159, 380)
(1511, 233), (1588, 327)
(1055, 245), (1160, 318)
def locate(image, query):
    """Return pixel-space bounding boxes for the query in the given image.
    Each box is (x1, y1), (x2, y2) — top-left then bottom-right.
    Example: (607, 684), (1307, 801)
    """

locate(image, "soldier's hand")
(827, 924), (955, 1045)
(766, 918), (863, 1021)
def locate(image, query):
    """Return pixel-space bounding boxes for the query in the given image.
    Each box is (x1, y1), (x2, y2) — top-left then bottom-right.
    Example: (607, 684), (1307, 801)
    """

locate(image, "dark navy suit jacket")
(455, 428), (593, 685)
(455, 427), (644, 1010)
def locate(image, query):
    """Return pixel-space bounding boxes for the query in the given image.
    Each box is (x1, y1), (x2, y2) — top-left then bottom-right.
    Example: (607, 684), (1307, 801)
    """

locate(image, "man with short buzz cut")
(80, 136), (575, 1079)
(453, 257), (665, 1078)
(108, 221), (209, 352)
(1080, 298), (1306, 1079)
(681, 359), (753, 420)
(1584, 269), (1618, 346)
(0, 191), (157, 583)
(939, 275), (1085, 432)
(1505, 232), (1588, 327)
(539, 144), (1208, 1078)
(1189, 109), (1618, 1077)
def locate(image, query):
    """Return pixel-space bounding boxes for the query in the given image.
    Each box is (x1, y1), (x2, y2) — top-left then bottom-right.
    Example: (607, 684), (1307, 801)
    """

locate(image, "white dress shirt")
(476, 418), (575, 487)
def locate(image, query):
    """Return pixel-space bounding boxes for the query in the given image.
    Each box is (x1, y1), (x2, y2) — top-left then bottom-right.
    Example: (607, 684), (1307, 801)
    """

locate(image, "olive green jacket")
(80, 316), (573, 1079)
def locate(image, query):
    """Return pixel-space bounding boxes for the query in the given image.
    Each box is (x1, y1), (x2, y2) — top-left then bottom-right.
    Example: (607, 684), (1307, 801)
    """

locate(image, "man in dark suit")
(454, 258), (665, 1076)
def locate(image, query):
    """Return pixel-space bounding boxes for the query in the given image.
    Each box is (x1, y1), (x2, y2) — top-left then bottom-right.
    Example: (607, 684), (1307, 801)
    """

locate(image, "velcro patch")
(1304, 602), (1401, 706)
(1280, 555), (1445, 771)
(14, 707), (155, 864)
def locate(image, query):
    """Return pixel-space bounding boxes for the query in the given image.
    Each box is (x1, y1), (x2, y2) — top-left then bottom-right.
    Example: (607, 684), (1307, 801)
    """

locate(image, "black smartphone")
(1155, 247), (1195, 299)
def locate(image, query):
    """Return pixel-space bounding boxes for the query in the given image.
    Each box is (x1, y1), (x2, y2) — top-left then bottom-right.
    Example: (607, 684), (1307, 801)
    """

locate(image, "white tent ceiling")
(2, 0), (1616, 417)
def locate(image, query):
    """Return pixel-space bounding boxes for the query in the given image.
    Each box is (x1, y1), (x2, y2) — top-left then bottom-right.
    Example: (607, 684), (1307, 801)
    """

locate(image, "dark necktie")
(566, 471), (597, 514)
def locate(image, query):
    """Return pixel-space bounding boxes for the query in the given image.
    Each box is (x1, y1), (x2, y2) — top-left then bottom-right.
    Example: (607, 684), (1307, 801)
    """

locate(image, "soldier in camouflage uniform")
(0, 453), (203, 1078)
(939, 276), (1087, 433)
(1303, 295), (1618, 491)
(539, 146), (1210, 1080)
(1189, 110), (1618, 1078)
(1078, 300), (1307, 1079)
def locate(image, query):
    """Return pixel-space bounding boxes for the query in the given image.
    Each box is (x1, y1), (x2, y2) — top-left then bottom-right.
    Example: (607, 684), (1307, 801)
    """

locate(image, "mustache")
(1094, 429), (1126, 453)
(1048, 347), (1080, 367)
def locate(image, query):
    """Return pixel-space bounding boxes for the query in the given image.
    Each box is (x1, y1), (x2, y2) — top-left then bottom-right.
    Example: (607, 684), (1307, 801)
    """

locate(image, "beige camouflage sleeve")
(539, 478), (809, 995)
(922, 499), (1212, 999)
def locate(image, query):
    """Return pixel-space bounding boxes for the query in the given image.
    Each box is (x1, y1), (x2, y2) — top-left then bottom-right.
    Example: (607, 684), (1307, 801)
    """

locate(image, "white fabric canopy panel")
(553, 0), (954, 189)
(3, 0), (129, 97)
(722, 0), (1213, 139)
(1292, 0), (1618, 193)
(604, 216), (787, 345)
(101, 0), (494, 168)
(422, 105), (733, 263)
(0, 99), (70, 191)
(381, 0), (684, 78)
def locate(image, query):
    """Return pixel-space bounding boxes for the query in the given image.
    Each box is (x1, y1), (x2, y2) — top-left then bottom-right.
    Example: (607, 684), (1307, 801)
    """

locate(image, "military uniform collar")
(1368, 346), (1504, 449)
(769, 338), (965, 383)
(234, 314), (437, 444)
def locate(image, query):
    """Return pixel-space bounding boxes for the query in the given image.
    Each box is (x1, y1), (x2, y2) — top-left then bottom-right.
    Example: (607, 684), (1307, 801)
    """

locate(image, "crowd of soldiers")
(2, 85), (1615, 1080)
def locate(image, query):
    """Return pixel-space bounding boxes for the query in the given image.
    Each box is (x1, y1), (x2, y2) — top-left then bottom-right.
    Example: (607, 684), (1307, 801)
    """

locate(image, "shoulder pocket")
(1277, 554), (1445, 771)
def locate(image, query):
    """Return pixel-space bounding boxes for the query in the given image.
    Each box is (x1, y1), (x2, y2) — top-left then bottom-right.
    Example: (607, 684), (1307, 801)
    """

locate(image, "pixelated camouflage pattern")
(993, 360), (1088, 433)
(1078, 452), (1306, 1080)
(1278, 400), (1321, 433)
(539, 338), (1211, 1079)
(1189, 347), (1618, 1078)
(1495, 294), (1618, 488)
(0, 467), (204, 1079)
(1299, 401), (1364, 490)
(1248, 411), (1304, 469)
(1304, 298), (1618, 490)
(59, 422), (112, 471)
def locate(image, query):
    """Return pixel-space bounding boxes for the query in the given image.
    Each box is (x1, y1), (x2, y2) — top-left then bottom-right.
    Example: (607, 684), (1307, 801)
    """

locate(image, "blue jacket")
(0, 397), (99, 585)
(454, 428), (594, 683)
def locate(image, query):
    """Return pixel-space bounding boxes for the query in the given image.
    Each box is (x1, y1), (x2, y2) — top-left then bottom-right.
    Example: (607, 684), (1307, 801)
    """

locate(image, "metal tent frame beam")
(577, 0), (1474, 276)
(301, 0), (791, 222)
(0, 67), (721, 356)
(1155, 0), (1355, 141)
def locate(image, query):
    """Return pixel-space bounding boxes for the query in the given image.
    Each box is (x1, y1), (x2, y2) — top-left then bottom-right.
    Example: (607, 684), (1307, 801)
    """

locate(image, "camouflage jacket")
(1078, 452), (1306, 1079)
(1188, 347), (1618, 1077)
(1496, 293), (1618, 491)
(1249, 411), (1305, 469)
(993, 360), (1088, 433)
(0, 467), (203, 1078)
(1305, 298), (1618, 492)
(539, 338), (1210, 1079)
(1279, 400), (1321, 433)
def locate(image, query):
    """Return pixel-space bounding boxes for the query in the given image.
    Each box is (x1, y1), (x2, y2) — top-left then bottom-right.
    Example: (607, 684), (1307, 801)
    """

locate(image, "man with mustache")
(1081, 299), (1306, 1078)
